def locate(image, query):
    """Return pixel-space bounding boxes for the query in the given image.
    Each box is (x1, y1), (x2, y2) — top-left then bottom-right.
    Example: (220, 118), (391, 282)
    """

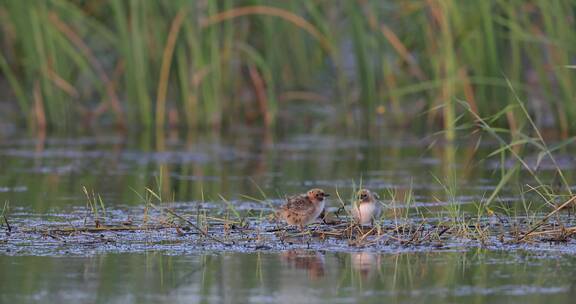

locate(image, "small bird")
(277, 188), (329, 230)
(351, 189), (381, 225)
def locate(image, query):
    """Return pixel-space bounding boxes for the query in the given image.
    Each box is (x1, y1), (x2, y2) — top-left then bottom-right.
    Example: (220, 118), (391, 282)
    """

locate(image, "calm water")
(1, 127), (575, 303)
(0, 127), (551, 210)
(2, 251), (576, 303)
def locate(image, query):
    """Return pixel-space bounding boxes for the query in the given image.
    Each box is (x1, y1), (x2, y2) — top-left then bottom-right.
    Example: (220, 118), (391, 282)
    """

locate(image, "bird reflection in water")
(351, 252), (381, 279)
(280, 250), (326, 280)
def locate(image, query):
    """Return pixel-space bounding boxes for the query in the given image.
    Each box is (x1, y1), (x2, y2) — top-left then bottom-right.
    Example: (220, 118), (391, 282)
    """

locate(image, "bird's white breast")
(312, 200), (325, 220)
(354, 202), (378, 225)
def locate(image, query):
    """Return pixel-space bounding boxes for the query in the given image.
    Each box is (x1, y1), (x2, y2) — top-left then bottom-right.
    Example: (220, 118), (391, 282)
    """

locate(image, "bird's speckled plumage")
(278, 188), (329, 229)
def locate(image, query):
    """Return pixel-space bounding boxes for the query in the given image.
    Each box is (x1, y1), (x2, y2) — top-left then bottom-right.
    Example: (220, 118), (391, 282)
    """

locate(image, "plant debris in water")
(3, 197), (576, 256)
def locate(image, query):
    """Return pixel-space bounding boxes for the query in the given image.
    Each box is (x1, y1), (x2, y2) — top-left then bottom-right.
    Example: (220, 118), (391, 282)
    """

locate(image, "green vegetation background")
(0, 1), (575, 137)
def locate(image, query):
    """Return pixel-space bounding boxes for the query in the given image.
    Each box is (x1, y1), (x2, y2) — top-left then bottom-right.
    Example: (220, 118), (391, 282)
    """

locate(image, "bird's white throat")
(313, 200), (325, 219)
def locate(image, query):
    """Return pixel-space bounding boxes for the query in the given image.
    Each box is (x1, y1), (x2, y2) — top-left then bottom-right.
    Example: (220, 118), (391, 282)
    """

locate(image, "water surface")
(2, 250), (576, 303)
(1, 128), (575, 303)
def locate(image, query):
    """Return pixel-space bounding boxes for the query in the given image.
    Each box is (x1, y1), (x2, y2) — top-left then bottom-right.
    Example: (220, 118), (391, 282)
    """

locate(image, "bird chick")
(277, 188), (329, 230)
(351, 189), (381, 225)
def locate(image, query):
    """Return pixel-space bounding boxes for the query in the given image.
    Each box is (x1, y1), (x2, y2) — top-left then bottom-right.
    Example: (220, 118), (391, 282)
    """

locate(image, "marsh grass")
(454, 81), (576, 241)
(82, 186), (105, 227)
(11, 175), (576, 251)
(1, 1), (575, 135)
(1, 200), (10, 234)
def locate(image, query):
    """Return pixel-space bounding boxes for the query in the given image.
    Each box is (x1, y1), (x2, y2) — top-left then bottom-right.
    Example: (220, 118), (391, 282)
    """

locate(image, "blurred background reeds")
(0, 0), (575, 137)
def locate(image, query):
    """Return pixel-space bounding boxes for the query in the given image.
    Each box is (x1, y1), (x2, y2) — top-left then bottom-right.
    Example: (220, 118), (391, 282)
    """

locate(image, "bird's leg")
(303, 226), (312, 247)
(335, 206), (344, 218)
(320, 208), (329, 225)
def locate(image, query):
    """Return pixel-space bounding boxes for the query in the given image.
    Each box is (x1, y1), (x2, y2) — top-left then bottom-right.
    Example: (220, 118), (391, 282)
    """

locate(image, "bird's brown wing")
(282, 195), (314, 215)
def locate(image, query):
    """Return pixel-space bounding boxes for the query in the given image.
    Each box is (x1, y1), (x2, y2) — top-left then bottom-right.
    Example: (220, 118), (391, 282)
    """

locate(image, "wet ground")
(1, 127), (576, 303)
